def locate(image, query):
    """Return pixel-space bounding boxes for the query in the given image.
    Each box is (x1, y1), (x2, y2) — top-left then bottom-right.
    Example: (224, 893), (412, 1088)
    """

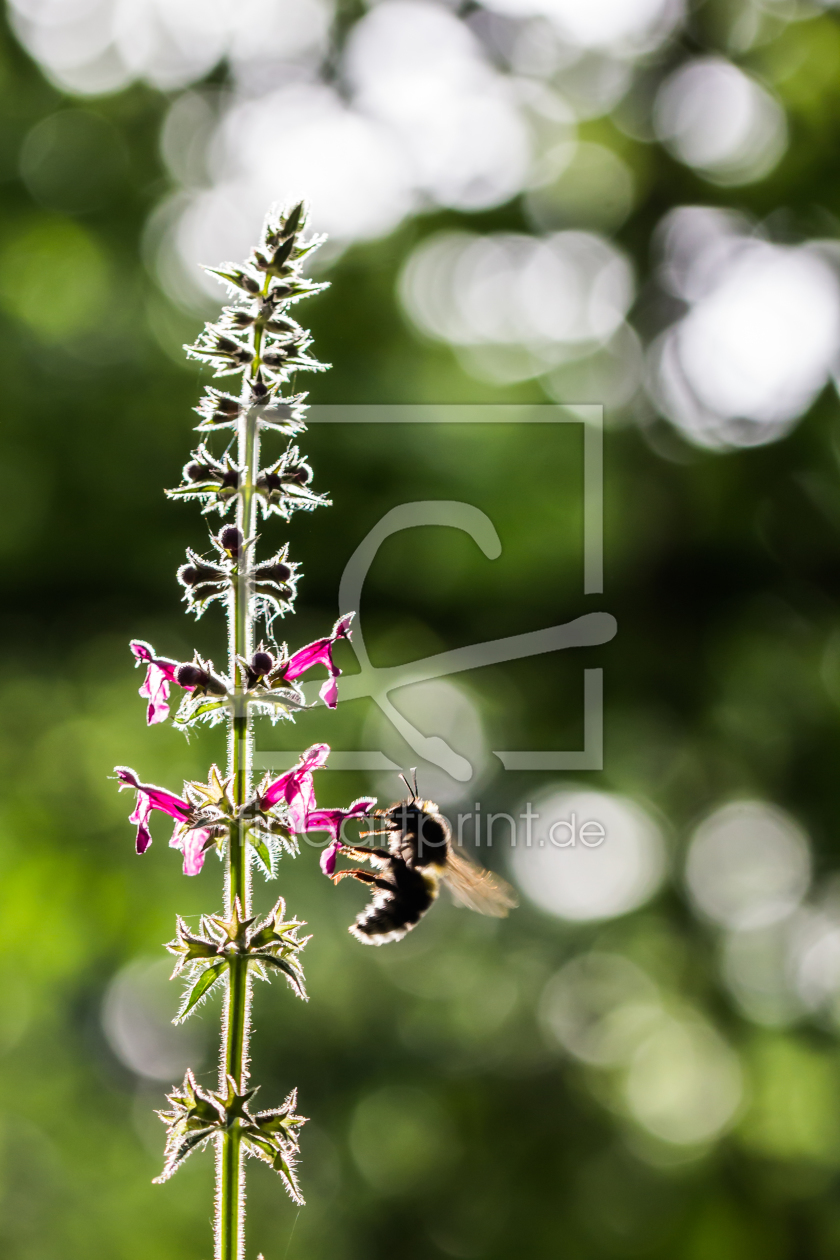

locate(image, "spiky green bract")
(155, 1071), (307, 1206)
(165, 896), (310, 1023)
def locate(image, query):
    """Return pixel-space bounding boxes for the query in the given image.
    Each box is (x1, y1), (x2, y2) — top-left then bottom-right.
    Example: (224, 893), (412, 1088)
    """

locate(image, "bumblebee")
(329, 777), (518, 944)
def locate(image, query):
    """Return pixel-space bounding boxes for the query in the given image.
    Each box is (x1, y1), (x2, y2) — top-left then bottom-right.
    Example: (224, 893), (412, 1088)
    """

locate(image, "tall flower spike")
(114, 201), (375, 1260)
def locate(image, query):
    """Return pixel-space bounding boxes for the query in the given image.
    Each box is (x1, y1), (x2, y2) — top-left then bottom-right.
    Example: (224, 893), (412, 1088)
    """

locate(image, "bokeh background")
(4, 0), (840, 1257)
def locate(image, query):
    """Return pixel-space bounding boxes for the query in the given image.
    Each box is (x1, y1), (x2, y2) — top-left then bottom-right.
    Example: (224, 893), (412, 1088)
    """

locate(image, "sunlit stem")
(217, 278), (268, 1260)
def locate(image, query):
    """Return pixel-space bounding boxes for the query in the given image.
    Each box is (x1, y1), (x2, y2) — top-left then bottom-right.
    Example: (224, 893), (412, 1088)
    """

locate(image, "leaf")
(282, 202), (303, 239)
(272, 236), (295, 268)
(243, 1131), (275, 1161)
(254, 953), (307, 1000)
(153, 1127), (216, 1183)
(174, 960), (228, 1023)
(273, 1151), (305, 1205)
(253, 689), (307, 707)
(191, 699), (229, 718)
(251, 834), (275, 877)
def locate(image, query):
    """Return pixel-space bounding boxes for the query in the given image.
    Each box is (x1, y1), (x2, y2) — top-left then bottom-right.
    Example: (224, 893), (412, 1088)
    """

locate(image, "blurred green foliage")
(6, 6), (840, 1260)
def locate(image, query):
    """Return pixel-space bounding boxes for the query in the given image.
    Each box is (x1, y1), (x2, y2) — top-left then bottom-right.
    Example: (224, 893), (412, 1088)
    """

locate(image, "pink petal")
(319, 674), (339, 709)
(286, 789), (311, 835)
(333, 612), (354, 640)
(171, 826), (214, 876)
(130, 797), (154, 854)
(300, 742), (332, 771)
(115, 766), (192, 856)
(143, 784), (191, 822)
(306, 797), (376, 842)
(143, 665), (172, 724)
(260, 743), (330, 810)
(130, 641), (180, 726)
(320, 839), (342, 876)
(130, 640), (154, 664)
(130, 640), (178, 682)
(283, 638), (333, 682)
(282, 614), (354, 706)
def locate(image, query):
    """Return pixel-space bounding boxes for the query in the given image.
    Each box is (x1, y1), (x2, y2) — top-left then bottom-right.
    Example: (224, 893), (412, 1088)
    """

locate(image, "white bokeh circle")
(510, 789), (666, 921)
(685, 800), (811, 931)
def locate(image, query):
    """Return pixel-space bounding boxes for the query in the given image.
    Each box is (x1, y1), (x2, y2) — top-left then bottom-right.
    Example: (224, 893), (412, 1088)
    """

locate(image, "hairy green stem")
(218, 287), (267, 1260)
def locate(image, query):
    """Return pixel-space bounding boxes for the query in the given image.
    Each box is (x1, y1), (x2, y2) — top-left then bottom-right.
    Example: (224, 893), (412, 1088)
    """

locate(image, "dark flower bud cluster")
(187, 326), (256, 375)
(248, 545), (298, 621)
(176, 526), (301, 624)
(167, 656), (231, 733)
(177, 549), (230, 615)
(185, 210), (329, 388)
(194, 383), (309, 436)
(255, 444), (328, 520)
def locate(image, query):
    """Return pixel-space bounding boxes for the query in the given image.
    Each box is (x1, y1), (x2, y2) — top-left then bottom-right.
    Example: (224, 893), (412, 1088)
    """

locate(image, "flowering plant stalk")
(114, 204), (373, 1259)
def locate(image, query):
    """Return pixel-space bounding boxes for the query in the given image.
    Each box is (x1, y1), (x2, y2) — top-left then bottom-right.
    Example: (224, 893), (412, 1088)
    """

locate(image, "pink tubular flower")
(130, 640), (190, 725)
(171, 825), (215, 877)
(281, 613), (354, 708)
(320, 839), (342, 877)
(306, 796), (376, 844)
(259, 743), (330, 832)
(115, 766), (192, 854)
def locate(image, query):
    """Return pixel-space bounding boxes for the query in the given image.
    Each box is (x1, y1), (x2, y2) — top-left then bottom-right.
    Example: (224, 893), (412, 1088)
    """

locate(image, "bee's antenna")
(412, 767), (419, 798)
(399, 771), (417, 802)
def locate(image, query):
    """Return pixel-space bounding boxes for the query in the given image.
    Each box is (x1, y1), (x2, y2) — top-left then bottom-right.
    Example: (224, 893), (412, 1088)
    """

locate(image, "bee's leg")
(330, 869), (395, 892)
(341, 844), (392, 863)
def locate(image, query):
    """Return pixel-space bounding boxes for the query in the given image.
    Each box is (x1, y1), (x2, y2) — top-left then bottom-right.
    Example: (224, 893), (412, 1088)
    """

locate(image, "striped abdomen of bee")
(328, 794), (517, 945)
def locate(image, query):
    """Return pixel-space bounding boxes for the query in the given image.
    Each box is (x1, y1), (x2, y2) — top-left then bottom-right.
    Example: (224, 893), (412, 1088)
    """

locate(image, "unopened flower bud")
(177, 663), (205, 688)
(219, 526), (243, 558)
(215, 395), (241, 416)
(265, 316), (298, 336)
(216, 335), (253, 366)
(228, 309), (257, 329)
(193, 389), (243, 430)
(259, 562), (291, 584)
(202, 265), (262, 296)
(250, 651), (275, 678)
(179, 561), (226, 587)
(176, 663), (227, 696)
(254, 236), (295, 277)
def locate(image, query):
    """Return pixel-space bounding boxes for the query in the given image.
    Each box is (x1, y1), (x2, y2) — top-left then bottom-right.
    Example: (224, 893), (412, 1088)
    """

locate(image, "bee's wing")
(443, 847), (518, 917)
